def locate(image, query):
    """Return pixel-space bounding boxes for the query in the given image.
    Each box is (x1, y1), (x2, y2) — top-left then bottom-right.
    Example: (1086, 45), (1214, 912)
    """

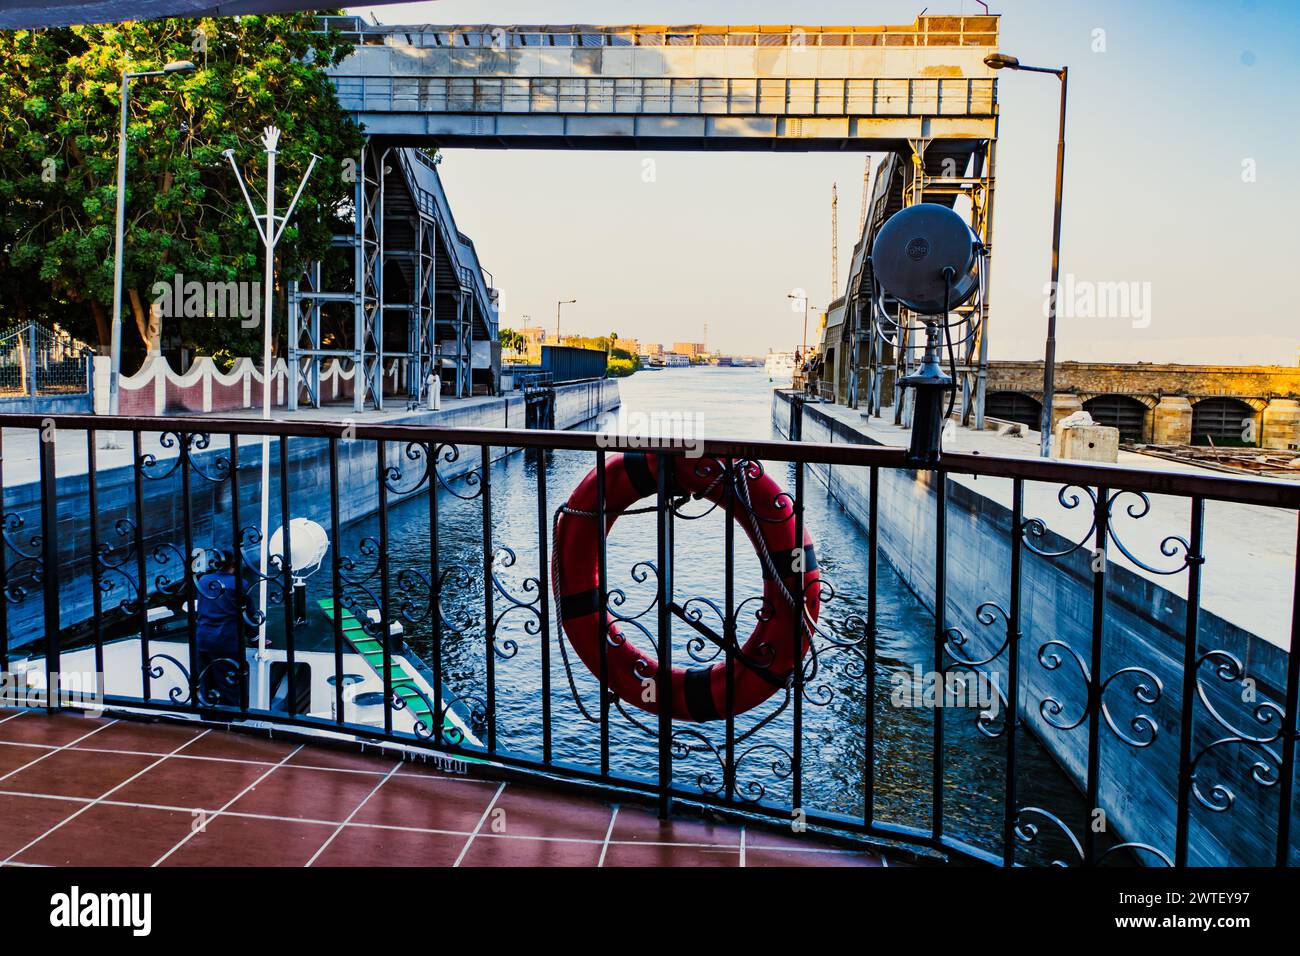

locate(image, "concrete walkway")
(813, 401), (1297, 650)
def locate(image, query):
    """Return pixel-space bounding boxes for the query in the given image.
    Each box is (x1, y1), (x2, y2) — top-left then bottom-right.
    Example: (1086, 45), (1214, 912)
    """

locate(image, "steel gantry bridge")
(306, 14), (1000, 410)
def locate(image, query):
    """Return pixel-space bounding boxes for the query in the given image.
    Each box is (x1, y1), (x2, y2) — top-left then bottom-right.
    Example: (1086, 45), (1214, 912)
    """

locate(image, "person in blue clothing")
(194, 551), (252, 707)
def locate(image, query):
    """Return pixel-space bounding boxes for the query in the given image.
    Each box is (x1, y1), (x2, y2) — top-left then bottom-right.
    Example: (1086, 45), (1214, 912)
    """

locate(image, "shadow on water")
(326, 367), (1094, 864)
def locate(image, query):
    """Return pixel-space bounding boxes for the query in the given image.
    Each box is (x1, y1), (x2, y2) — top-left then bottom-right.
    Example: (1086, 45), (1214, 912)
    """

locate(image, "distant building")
(519, 326), (545, 349)
(672, 341), (707, 358)
(507, 325), (546, 362)
(613, 337), (640, 355)
(639, 343), (664, 359)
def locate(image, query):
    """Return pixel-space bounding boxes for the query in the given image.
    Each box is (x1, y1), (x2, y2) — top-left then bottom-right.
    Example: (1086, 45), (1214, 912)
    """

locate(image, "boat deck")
(0, 709), (891, 868)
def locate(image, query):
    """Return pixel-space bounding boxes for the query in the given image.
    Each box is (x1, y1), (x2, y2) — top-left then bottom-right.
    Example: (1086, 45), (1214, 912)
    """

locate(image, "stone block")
(1056, 423), (1119, 462)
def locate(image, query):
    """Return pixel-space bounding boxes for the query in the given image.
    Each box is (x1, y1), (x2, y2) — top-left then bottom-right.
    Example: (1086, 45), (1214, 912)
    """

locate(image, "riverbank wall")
(2, 378), (618, 657)
(772, 389), (1296, 867)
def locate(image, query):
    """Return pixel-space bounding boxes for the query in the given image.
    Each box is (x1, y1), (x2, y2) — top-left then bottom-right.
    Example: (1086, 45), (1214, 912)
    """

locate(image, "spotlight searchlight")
(868, 204), (987, 466)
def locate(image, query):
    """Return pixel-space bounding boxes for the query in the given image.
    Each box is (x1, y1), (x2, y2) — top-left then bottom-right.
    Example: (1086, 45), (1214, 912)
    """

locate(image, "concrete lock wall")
(773, 390), (1296, 866)
(2, 378), (619, 658)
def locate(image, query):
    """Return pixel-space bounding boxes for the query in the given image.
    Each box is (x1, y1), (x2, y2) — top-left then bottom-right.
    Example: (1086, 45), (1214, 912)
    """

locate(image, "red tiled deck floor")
(0, 709), (890, 868)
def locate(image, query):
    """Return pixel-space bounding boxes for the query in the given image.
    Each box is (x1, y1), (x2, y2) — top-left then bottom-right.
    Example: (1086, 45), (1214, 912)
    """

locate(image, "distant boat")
(765, 350), (795, 383)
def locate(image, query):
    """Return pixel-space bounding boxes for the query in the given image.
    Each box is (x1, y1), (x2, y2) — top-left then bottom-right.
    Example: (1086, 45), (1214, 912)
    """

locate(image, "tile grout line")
(2, 728), (211, 865)
(0, 718), (120, 784)
(453, 781), (506, 868)
(596, 805), (619, 867)
(151, 743), (304, 867)
(304, 761), (403, 867)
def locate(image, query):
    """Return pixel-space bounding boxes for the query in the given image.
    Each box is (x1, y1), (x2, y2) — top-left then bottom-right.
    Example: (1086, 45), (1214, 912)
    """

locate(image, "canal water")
(338, 367), (1088, 862)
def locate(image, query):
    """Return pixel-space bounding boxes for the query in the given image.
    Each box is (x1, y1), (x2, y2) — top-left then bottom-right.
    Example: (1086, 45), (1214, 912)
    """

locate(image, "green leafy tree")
(499, 327), (526, 355)
(0, 14), (364, 370)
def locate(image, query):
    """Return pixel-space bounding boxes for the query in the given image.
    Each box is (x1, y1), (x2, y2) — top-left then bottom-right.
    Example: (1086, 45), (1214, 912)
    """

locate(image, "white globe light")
(268, 517), (330, 582)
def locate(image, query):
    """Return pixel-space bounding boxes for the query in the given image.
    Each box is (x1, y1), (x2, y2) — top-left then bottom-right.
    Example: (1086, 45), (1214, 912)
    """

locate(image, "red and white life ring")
(553, 452), (819, 722)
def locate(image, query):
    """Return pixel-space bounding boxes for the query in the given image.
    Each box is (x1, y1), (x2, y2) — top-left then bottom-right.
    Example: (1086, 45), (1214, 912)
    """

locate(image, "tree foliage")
(499, 327), (526, 354)
(0, 14), (364, 369)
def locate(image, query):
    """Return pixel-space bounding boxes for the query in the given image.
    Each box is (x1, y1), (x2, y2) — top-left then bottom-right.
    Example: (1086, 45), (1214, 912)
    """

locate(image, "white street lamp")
(224, 128), (319, 708)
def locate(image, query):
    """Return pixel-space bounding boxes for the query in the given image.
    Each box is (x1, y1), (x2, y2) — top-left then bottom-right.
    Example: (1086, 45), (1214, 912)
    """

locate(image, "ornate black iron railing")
(0, 411), (1296, 867)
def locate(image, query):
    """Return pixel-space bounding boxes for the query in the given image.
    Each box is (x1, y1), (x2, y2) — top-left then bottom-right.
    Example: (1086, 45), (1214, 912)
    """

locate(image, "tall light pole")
(555, 298), (576, 344)
(985, 52), (1069, 458)
(109, 59), (196, 417)
(787, 293), (820, 358)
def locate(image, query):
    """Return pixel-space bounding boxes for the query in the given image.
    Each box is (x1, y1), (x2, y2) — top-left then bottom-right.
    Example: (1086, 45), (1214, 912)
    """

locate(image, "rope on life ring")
(552, 452), (819, 722)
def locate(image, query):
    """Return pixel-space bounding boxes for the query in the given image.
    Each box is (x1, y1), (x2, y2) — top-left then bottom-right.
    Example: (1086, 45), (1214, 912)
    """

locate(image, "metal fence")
(0, 411), (1296, 866)
(0, 322), (94, 398)
(541, 345), (607, 383)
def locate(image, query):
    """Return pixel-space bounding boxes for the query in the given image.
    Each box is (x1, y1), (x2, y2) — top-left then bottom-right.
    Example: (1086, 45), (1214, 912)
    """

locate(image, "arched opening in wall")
(1082, 394), (1147, 442)
(1192, 397), (1256, 447)
(985, 391), (1041, 429)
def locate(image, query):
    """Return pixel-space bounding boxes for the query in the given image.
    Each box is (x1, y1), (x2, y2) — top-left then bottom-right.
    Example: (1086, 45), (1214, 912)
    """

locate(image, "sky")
(349, 0), (1300, 364)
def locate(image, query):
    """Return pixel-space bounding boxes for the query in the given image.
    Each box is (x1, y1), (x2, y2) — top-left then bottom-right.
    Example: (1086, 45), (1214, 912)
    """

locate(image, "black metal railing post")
(481, 444), (496, 753)
(179, 433), (199, 707)
(279, 435), (298, 714)
(376, 439), (393, 735)
(931, 470), (947, 843)
(229, 437), (248, 712)
(1084, 485), (1111, 866)
(656, 451), (674, 819)
(427, 441), (443, 747)
(792, 459), (805, 816)
(863, 465), (877, 830)
(1002, 478), (1025, 867)
(596, 449), (610, 777)
(1175, 496), (1206, 867)
(132, 431), (150, 701)
(85, 431), (105, 692)
(1276, 512), (1300, 867)
(536, 447), (553, 764)
(37, 423), (60, 712)
(724, 457), (736, 803)
(328, 437), (345, 725)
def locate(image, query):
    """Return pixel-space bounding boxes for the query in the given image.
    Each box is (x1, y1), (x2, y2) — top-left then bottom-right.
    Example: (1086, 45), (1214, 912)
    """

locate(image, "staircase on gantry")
(287, 147), (499, 412)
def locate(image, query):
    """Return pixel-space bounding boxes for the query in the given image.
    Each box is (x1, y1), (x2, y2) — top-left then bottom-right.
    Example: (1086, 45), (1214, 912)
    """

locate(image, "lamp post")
(108, 59), (196, 417)
(984, 52), (1068, 459)
(555, 298), (576, 344)
(787, 293), (820, 358)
